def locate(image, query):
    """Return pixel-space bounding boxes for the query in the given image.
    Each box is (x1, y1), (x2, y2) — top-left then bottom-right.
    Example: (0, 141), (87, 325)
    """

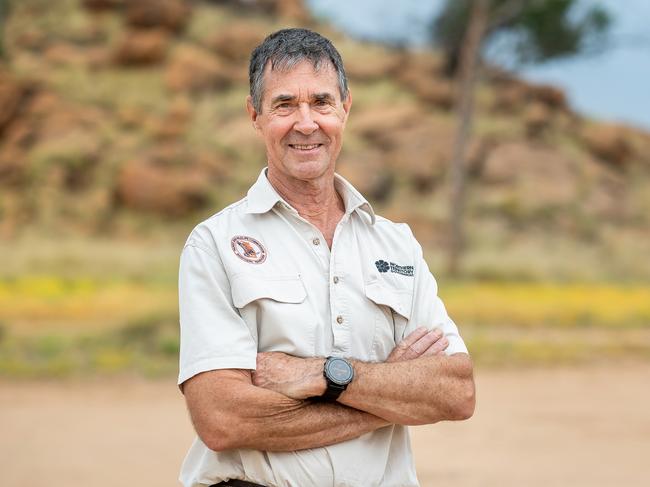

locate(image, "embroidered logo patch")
(231, 235), (267, 264)
(375, 259), (414, 277)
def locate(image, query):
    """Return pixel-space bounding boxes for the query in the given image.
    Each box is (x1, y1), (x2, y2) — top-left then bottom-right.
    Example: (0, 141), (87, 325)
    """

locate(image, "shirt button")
(336, 315), (344, 324)
(312, 238), (321, 246)
(333, 276), (339, 284)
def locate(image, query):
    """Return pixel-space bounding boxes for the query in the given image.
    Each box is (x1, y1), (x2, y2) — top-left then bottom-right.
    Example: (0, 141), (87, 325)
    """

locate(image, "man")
(178, 28), (475, 487)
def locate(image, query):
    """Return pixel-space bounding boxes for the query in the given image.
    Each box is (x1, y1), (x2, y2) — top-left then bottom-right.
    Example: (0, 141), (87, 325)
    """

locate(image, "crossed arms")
(183, 327), (475, 453)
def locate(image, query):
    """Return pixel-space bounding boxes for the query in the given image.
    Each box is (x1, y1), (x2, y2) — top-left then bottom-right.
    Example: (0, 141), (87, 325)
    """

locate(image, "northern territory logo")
(375, 259), (414, 277)
(231, 235), (267, 264)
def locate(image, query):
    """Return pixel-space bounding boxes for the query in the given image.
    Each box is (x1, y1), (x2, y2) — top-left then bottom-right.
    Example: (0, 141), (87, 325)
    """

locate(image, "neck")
(267, 167), (345, 243)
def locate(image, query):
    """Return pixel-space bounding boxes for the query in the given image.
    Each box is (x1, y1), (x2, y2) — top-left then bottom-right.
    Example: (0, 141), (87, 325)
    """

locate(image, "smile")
(289, 144), (323, 150)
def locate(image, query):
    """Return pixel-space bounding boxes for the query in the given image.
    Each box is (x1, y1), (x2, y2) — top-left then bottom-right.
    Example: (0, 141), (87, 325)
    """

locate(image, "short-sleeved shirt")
(178, 168), (468, 487)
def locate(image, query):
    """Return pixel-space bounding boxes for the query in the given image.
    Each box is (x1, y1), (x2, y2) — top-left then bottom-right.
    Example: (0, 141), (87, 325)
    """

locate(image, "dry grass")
(0, 276), (176, 332)
(440, 282), (650, 329)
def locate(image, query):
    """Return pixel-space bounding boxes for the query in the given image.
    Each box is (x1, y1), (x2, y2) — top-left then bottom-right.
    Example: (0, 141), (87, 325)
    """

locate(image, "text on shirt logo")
(231, 235), (267, 264)
(375, 259), (414, 277)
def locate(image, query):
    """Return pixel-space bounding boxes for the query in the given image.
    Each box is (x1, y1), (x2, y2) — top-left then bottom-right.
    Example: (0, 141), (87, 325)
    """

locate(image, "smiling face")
(246, 60), (351, 184)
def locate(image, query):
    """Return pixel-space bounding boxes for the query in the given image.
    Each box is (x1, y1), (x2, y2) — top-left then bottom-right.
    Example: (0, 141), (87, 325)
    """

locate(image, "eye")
(314, 99), (332, 110)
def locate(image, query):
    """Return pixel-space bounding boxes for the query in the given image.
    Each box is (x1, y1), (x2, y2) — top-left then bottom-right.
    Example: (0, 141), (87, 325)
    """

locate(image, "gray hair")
(248, 28), (349, 112)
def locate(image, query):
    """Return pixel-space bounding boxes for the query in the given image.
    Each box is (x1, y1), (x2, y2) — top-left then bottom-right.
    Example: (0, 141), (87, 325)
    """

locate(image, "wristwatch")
(322, 356), (354, 401)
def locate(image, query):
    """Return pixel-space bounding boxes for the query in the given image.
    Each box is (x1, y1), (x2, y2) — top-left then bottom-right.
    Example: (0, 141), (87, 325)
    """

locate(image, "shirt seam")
(178, 356), (257, 385)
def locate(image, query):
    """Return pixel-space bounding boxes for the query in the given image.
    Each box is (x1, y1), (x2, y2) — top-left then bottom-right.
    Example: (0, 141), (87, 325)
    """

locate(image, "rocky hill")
(1, 0), (649, 279)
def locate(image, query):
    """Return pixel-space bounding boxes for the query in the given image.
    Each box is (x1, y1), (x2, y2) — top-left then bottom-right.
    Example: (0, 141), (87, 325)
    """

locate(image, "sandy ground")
(1, 365), (649, 487)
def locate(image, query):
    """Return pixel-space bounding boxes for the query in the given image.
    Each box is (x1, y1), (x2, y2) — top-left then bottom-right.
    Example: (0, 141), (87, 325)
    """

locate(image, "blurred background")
(0, 1), (648, 486)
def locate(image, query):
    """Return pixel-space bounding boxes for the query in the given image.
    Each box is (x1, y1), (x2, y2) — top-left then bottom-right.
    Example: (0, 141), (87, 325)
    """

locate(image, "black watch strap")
(322, 381), (347, 401)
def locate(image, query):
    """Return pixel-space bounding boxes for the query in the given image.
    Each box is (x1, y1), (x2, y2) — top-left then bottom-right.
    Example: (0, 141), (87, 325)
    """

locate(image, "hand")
(252, 352), (326, 400)
(386, 327), (448, 363)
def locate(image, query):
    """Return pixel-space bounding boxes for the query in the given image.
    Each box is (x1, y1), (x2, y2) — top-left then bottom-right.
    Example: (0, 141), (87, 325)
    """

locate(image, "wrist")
(304, 357), (327, 397)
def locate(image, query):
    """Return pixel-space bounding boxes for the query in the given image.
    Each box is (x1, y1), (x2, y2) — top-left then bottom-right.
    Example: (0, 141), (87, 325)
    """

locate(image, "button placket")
(329, 220), (350, 354)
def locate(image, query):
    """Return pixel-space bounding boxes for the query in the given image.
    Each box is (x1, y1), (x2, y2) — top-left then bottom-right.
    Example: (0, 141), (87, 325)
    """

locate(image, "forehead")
(261, 59), (340, 102)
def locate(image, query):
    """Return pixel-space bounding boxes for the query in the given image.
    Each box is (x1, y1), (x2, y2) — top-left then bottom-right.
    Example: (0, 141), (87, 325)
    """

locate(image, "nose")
(293, 103), (318, 135)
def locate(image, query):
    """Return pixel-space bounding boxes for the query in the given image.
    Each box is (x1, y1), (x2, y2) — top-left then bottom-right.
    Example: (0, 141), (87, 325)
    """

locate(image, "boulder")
(0, 71), (37, 135)
(272, 0), (311, 21)
(349, 104), (424, 147)
(387, 121), (454, 193)
(125, 0), (191, 33)
(336, 149), (394, 203)
(491, 81), (527, 113)
(43, 42), (88, 66)
(149, 97), (193, 140)
(165, 44), (231, 92)
(82, 0), (125, 11)
(112, 29), (171, 66)
(492, 80), (569, 114)
(207, 24), (265, 63)
(338, 41), (402, 82)
(481, 141), (578, 208)
(581, 124), (633, 167)
(0, 143), (28, 187)
(528, 83), (568, 111)
(13, 29), (49, 52)
(398, 70), (454, 110)
(115, 158), (210, 216)
(0, 73), (26, 134)
(524, 101), (553, 138)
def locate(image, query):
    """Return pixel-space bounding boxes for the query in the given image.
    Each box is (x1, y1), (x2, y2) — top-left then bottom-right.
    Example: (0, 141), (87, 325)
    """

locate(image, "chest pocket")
(364, 278), (413, 361)
(231, 273), (315, 356)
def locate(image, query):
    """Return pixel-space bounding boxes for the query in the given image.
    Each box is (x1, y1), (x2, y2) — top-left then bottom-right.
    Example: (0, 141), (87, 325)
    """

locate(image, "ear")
(246, 95), (261, 132)
(341, 91), (352, 123)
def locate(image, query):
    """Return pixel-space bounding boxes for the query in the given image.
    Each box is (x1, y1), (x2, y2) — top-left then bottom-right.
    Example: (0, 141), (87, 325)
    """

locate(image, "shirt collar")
(245, 167), (376, 225)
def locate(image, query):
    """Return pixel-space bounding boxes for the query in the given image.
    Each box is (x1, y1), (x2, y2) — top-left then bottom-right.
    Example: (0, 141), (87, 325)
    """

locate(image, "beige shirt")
(178, 169), (468, 487)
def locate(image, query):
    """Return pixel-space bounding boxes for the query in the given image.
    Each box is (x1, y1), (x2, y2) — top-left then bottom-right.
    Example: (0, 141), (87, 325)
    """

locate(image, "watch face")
(326, 358), (354, 385)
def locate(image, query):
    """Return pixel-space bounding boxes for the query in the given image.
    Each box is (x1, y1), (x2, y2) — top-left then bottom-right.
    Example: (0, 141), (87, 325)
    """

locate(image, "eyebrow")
(313, 92), (335, 103)
(270, 94), (295, 105)
(270, 92), (336, 106)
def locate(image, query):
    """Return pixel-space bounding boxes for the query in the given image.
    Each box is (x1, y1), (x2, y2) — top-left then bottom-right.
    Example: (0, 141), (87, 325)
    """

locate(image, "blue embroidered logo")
(375, 259), (413, 277)
(375, 260), (390, 273)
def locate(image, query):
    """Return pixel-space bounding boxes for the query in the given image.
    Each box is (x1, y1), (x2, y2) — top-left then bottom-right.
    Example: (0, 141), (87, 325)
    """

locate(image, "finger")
(406, 328), (443, 358)
(388, 327), (429, 361)
(422, 336), (449, 357)
(388, 327), (440, 362)
(399, 327), (429, 350)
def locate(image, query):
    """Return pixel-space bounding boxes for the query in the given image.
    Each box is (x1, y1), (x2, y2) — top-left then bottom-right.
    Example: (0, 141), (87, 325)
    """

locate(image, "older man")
(178, 28), (475, 487)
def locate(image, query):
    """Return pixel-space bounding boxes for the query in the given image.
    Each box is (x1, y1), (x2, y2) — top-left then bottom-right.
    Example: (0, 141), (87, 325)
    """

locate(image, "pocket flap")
(364, 279), (412, 320)
(231, 273), (307, 308)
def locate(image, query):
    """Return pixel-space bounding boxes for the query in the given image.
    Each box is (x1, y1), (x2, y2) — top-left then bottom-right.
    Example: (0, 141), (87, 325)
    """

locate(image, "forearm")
(339, 354), (475, 425)
(251, 330), (475, 427)
(184, 370), (388, 452)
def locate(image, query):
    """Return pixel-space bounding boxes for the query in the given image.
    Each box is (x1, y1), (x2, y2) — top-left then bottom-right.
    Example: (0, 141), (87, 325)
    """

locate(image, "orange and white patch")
(231, 235), (267, 264)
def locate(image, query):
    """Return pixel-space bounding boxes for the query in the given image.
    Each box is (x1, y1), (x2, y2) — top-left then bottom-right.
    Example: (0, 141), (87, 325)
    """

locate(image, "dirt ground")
(1, 365), (649, 487)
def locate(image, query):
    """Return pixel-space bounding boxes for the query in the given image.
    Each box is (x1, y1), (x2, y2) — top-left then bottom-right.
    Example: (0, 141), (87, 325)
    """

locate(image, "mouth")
(288, 143), (323, 151)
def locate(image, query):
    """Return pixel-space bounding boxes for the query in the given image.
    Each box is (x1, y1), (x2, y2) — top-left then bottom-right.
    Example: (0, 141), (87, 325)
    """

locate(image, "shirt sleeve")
(405, 228), (468, 355)
(177, 238), (257, 387)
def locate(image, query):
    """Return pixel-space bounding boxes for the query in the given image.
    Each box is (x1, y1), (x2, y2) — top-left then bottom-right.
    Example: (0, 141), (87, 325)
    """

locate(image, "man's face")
(247, 60), (351, 182)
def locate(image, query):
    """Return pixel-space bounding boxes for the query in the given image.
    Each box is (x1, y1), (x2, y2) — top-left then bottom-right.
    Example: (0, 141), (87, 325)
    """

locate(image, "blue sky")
(307, 0), (650, 130)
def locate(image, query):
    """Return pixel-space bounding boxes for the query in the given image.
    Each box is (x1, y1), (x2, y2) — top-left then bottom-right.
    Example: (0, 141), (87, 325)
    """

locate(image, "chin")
(285, 159), (332, 181)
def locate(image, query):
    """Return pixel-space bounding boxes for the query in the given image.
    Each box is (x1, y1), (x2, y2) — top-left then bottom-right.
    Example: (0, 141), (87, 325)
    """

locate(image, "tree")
(447, 0), (488, 276)
(433, 0), (611, 76)
(435, 0), (611, 275)
(0, 0), (10, 60)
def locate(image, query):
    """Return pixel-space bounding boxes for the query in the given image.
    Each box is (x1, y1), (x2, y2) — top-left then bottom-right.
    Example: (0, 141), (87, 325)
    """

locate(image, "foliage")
(0, 314), (179, 379)
(0, 0), (9, 58)
(1, 273), (649, 378)
(432, 0), (612, 74)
